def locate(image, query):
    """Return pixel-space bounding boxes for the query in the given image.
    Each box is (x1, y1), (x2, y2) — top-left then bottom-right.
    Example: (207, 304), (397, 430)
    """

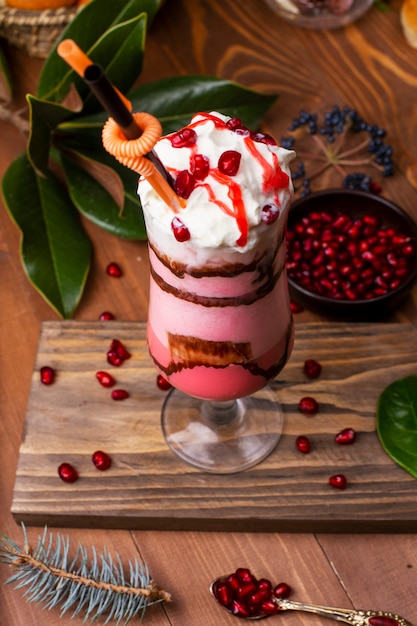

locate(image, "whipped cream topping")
(138, 111), (295, 255)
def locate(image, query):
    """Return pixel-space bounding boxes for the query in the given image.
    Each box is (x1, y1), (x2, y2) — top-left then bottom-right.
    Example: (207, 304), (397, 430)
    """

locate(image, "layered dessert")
(139, 112), (295, 401)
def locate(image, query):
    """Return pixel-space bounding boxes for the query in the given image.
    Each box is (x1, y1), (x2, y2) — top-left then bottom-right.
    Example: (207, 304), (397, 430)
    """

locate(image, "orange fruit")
(6, 0), (77, 9)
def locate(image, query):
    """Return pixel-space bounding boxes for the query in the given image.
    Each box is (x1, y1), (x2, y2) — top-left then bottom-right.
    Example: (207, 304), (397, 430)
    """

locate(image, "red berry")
(218, 150), (241, 176)
(96, 371), (116, 388)
(99, 311), (115, 321)
(106, 262), (122, 277)
(261, 203), (280, 225)
(174, 170), (195, 199)
(171, 216), (191, 242)
(111, 389), (129, 401)
(190, 154), (210, 180)
(290, 299), (304, 313)
(92, 450), (111, 471)
(170, 127), (197, 148)
(303, 359), (322, 379)
(273, 582), (292, 599)
(296, 435), (311, 453)
(40, 366), (55, 385)
(335, 427), (356, 445)
(156, 374), (172, 391)
(298, 396), (319, 415)
(58, 462), (78, 483)
(329, 474), (347, 490)
(109, 339), (131, 361)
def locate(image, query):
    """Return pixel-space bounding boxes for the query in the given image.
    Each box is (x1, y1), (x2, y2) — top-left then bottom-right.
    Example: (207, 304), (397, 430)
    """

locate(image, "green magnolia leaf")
(0, 44), (12, 103)
(60, 152), (146, 239)
(377, 375), (417, 479)
(66, 76), (278, 135)
(27, 96), (76, 176)
(1, 152), (92, 319)
(37, 0), (161, 104)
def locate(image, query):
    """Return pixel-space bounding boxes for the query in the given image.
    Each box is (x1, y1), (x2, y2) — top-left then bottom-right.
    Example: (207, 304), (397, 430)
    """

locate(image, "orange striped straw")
(57, 39), (183, 213)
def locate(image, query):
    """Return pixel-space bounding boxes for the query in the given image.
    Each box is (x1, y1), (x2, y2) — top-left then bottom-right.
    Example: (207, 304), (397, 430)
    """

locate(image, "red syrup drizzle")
(168, 112), (288, 247)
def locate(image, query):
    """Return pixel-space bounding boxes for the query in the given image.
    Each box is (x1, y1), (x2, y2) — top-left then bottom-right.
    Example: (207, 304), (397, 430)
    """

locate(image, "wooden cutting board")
(11, 321), (417, 532)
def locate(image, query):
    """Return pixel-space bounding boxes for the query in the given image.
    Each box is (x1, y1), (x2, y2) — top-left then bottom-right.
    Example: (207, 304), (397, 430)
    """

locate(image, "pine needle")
(0, 524), (171, 624)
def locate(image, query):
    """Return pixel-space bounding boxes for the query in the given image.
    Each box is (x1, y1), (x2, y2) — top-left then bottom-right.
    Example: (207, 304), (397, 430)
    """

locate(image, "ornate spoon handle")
(278, 598), (413, 625)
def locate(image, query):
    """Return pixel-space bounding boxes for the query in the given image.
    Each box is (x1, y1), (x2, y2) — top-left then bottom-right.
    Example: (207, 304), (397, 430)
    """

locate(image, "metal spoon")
(210, 576), (414, 625)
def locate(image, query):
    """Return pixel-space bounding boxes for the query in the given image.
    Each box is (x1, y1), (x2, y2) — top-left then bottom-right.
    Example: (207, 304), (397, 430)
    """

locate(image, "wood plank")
(11, 321), (417, 532)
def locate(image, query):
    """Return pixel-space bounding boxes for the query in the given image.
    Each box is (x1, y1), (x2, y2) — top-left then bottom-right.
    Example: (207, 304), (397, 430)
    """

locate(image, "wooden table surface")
(1, 1), (417, 624)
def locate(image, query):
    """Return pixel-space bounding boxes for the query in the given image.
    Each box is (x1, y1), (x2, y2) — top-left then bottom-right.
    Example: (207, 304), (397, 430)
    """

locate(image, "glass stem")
(201, 400), (240, 427)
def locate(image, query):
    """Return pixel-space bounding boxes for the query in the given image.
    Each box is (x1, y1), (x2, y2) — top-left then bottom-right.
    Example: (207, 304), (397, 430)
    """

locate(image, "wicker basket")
(0, 6), (79, 58)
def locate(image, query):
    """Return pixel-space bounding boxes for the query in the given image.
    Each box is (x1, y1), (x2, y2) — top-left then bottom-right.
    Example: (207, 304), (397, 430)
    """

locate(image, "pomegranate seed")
(298, 396), (319, 415)
(369, 617), (400, 626)
(111, 389), (129, 400)
(213, 581), (233, 606)
(274, 582), (292, 599)
(171, 216), (191, 242)
(40, 366), (55, 385)
(235, 568), (254, 583)
(296, 435), (311, 453)
(190, 154), (210, 180)
(170, 127), (197, 148)
(259, 599), (279, 615)
(226, 117), (244, 130)
(58, 462), (78, 483)
(99, 311), (115, 321)
(335, 427), (356, 445)
(261, 203), (280, 224)
(290, 299), (304, 313)
(174, 170), (195, 199)
(237, 581), (257, 601)
(303, 359), (322, 379)
(106, 262), (122, 277)
(107, 351), (124, 367)
(218, 150), (241, 176)
(156, 374), (172, 391)
(329, 474), (347, 490)
(109, 339), (131, 361)
(251, 131), (276, 145)
(92, 450), (111, 471)
(227, 573), (241, 591)
(231, 600), (251, 617)
(96, 371), (116, 388)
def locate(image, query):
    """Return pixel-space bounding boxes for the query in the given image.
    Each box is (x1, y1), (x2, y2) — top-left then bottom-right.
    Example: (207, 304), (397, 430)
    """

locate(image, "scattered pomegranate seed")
(273, 582), (292, 599)
(40, 366), (55, 385)
(218, 150), (241, 176)
(171, 216), (191, 242)
(58, 462), (78, 483)
(170, 127), (197, 148)
(99, 311), (115, 321)
(96, 371), (116, 388)
(111, 389), (129, 401)
(329, 474), (347, 490)
(298, 396), (319, 415)
(261, 203), (280, 225)
(107, 339), (131, 366)
(174, 170), (195, 199)
(335, 427), (356, 445)
(290, 299), (304, 313)
(106, 262), (122, 277)
(190, 154), (210, 180)
(303, 359), (322, 379)
(296, 435), (311, 453)
(92, 450), (112, 471)
(156, 374), (172, 391)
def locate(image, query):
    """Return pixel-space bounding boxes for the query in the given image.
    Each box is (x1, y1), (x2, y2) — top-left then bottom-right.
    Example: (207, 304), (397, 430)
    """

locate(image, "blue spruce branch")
(0, 524), (171, 624)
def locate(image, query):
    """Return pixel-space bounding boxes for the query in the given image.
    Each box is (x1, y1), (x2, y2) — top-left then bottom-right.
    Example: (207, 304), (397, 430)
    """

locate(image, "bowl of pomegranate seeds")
(286, 189), (417, 317)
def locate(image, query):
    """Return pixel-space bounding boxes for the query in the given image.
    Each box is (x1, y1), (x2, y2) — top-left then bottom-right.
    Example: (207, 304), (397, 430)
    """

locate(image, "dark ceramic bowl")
(286, 189), (417, 318)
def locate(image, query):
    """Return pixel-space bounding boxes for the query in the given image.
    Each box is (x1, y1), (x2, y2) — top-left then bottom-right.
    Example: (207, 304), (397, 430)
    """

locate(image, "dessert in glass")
(137, 112), (295, 473)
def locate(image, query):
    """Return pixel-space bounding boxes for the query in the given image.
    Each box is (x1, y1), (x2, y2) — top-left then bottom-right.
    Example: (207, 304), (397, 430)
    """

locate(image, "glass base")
(161, 386), (284, 474)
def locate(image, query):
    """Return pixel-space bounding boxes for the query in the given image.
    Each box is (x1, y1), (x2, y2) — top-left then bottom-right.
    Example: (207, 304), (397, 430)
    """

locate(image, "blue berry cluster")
(281, 105), (394, 196)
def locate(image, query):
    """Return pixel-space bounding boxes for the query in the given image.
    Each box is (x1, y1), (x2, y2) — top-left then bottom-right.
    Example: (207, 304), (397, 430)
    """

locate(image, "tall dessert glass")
(138, 112), (295, 474)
